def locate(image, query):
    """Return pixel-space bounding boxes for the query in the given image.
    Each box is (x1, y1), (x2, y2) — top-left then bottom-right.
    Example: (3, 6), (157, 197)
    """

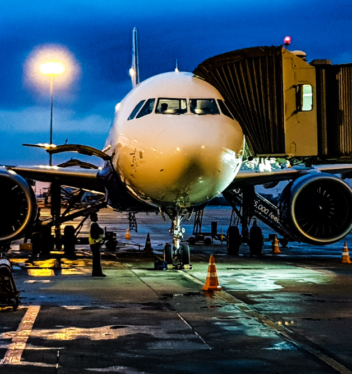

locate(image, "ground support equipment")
(189, 210), (226, 245)
(0, 257), (20, 311)
(223, 186), (299, 249)
(30, 184), (107, 254)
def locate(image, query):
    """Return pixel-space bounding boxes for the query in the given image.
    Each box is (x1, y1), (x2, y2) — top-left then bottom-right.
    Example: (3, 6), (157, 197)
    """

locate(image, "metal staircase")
(223, 187), (299, 242)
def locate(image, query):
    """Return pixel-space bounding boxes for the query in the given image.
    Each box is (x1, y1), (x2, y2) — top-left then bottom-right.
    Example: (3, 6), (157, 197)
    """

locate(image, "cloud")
(0, 106), (111, 133)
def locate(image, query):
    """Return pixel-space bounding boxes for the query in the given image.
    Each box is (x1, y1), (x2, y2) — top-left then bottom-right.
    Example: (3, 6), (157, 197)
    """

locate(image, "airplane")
(2, 28), (352, 265)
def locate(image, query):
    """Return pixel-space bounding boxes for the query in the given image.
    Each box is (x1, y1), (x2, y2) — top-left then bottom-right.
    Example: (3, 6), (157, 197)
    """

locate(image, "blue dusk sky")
(1, 0), (352, 165)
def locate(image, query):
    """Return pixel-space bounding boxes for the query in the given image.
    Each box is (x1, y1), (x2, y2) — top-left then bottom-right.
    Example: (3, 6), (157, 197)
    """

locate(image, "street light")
(40, 62), (64, 166)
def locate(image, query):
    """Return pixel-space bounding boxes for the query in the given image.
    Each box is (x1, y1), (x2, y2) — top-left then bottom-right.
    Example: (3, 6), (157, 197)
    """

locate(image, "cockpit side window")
(156, 98), (187, 114)
(217, 100), (234, 119)
(190, 99), (220, 115)
(136, 99), (155, 119)
(128, 100), (145, 120)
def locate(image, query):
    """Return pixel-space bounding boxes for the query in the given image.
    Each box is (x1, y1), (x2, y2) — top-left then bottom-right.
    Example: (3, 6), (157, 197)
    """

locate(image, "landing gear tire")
(249, 226), (263, 255)
(204, 238), (212, 246)
(181, 244), (190, 265)
(12, 298), (19, 311)
(188, 237), (196, 245)
(227, 226), (241, 255)
(164, 243), (173, 267)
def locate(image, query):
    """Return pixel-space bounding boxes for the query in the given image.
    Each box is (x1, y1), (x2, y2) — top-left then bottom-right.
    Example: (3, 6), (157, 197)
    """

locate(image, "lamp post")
(40, 62), (64, 166)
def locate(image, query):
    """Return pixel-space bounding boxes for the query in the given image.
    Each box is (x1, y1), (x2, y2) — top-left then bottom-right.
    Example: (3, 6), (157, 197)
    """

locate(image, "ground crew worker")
(89, 213), (106, 277)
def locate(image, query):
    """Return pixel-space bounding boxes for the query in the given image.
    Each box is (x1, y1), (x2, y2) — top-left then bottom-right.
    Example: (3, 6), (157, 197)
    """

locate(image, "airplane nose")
(143, 119), (243, 206)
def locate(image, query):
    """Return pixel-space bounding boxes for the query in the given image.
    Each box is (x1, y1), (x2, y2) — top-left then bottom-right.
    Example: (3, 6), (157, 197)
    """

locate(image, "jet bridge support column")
(50, 182), (61, 249)
(241, 186), (255, 242)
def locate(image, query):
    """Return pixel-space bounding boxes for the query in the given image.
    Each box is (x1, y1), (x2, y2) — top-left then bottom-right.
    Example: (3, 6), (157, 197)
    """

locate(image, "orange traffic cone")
(144, 233), (153, 251)
(125, 228), (131, 240)
(202, 254), (222, 291)
(272, 235), (281, 254)
(341, 242), (351, 263)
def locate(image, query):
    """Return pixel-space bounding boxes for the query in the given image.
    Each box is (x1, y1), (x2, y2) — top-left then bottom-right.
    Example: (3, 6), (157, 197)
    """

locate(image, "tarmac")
(1, 207), (352, 373)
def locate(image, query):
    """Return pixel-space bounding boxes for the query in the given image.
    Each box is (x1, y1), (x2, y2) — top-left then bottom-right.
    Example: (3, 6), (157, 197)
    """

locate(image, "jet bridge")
(194, 46), (352, 161)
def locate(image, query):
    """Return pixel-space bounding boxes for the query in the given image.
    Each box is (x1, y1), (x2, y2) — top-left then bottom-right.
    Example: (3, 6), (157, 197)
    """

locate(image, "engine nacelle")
(279, 173), (352, 245)
(0, 169), (37, 242)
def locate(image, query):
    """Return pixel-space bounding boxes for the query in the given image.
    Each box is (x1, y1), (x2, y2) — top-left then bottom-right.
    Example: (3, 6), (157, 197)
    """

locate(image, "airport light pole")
(40, 62), (64, 166)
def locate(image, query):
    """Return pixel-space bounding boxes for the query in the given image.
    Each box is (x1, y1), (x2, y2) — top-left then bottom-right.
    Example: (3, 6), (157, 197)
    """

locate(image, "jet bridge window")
(128, 100), (145, 120)
(190, 99), (220, 115)
(156, 98), (187, 114)
(136, 99), (155, 119)
(296, 84), (313, 111)
(217, 100), (234, 119)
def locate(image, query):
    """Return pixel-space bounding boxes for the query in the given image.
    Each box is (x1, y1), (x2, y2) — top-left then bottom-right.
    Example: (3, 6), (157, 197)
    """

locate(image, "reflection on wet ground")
(27, 269), (55, 277)
(1, 208), (352, 372)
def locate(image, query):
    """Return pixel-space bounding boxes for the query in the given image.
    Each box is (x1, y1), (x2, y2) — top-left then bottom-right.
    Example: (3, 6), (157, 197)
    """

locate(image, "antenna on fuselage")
(175, 59), (179, 73)
(129, 27), (140, 88)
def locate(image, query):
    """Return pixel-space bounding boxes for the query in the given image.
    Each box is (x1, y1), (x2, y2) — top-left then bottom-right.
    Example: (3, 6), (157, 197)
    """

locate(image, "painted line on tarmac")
(179, 270), (352, 374)
(176, 313), (211, 350)
(0, 305), (41, 365)
(131, 264), (212, 349)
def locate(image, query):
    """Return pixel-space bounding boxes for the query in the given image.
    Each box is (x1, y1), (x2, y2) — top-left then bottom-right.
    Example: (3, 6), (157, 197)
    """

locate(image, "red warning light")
(284, 36), (291, 46)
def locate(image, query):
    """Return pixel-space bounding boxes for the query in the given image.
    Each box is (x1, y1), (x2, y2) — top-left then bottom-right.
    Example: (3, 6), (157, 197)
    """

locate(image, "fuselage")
(104, 71), (244, 209)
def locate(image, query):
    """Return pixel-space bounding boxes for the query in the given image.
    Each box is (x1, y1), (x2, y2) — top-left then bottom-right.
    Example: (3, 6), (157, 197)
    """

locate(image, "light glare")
(40, 62), (64, 75)
(24, 44), (79, 92)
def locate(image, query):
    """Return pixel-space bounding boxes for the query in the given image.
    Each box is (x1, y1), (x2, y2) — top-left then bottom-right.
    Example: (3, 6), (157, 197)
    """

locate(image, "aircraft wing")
(7, 165), (105, 193)
(229, 164), (352, 187)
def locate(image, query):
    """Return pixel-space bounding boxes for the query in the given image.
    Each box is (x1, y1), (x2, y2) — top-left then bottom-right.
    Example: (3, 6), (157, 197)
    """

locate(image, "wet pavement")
(1, 208), (352, 373)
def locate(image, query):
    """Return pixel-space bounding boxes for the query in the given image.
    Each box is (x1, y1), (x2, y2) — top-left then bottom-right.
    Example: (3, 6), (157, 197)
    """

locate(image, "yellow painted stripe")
(1, 305), (41, 365)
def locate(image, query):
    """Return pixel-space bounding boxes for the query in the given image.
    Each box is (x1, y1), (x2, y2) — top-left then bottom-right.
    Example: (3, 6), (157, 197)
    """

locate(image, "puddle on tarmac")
(86, 366), (146, 373)
(0, 361), (56, 367)
(0, 324), (189, 341)
(264, 341), (298, 350)
(221, 269), (330, 292)
(28, 269), (55, 277)
(61, 268), (87, 275)
(140, 303), (171, 311)
(25, 280), (51, 284)
(32, 259), (60, 268)
(300, 318), (321, 321)
(160, 292), (200, 300)
(9, 258), (29, 264)
(201, 305), (223, 309)
(62, 306), (85, 310)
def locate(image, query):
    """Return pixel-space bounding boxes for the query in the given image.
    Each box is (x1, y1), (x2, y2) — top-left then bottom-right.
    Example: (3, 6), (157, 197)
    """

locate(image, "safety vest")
(89, 223), (104, 245)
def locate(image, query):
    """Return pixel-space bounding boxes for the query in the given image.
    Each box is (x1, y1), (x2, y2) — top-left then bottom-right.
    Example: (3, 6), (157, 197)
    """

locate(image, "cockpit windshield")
(217, 100), (234, 119)
(136, 99), (155, 119)
(128, 100), (145, 120)
(190, 99), (220, 115)
(156, 98), (187, 114)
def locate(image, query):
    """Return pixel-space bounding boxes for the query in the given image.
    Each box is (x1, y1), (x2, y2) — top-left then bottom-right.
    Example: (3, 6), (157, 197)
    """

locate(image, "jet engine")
(0, 169), (37, 243)
(279, 173), (352, 244)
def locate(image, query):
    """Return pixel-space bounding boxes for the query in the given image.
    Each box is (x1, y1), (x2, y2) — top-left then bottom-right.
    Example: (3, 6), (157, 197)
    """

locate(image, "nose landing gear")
(163, 209), (192, 270)
(164, 243), (191, 270)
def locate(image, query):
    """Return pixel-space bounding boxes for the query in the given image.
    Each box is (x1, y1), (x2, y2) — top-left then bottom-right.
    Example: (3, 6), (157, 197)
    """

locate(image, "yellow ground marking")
(0, 305), (41, 365)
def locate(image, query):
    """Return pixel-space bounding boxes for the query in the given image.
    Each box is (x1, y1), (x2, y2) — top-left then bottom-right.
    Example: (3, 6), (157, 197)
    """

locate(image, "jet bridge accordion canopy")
(194, 46), (318, 158)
